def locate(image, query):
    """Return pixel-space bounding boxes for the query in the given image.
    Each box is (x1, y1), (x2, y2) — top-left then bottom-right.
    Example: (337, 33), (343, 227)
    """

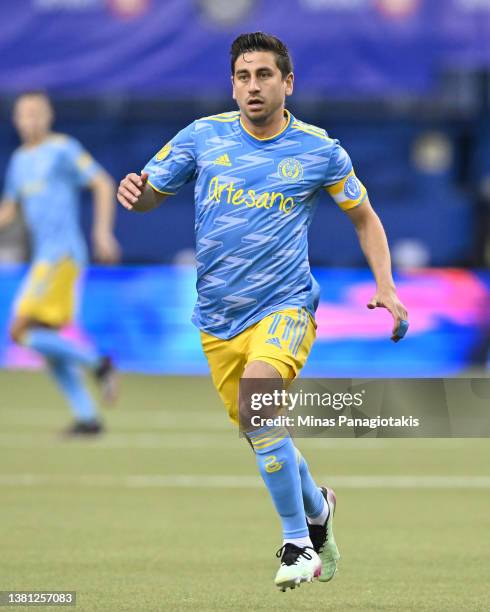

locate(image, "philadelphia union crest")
(278, 158), (304, 183)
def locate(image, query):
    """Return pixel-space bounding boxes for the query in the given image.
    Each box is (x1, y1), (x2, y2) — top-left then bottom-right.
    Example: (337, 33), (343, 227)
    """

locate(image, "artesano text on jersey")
(144, 111), (367, 339)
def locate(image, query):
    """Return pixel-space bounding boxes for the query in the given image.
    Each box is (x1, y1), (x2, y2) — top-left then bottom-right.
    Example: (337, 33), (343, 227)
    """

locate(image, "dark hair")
(230, 32), (293, 79)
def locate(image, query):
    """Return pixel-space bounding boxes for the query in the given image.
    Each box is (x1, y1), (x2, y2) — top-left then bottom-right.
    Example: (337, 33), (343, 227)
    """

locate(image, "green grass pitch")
(0, 371), (489, 611)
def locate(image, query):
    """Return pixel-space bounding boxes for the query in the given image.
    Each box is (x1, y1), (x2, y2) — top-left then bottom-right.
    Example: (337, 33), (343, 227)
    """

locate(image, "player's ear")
(43, 96), (55, 124)
(231, 75), (236, 101)
(285, 72), (294, 97)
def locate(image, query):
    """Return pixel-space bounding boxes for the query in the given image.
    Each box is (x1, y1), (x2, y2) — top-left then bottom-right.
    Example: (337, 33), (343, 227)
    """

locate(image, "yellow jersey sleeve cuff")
(324, 169), (367, 211)
(146, 180), (175, 196)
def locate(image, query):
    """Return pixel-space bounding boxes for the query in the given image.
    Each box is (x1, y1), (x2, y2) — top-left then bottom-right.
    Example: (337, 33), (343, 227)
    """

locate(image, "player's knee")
(238, 391), (255, 430)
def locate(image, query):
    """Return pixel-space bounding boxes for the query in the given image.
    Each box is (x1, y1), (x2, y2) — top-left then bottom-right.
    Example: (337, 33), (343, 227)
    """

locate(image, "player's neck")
(241, 109), (288, 140)
(22, 132), (51, 148)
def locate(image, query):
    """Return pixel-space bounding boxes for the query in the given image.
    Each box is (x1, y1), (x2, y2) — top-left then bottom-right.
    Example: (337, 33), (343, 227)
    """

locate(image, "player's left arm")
(65, 137), (121, 263)
(88, 170), (121, 264)
(0, 156), (19, 229)
(345, 198), (409, 342)
(323, 141), (408, 342)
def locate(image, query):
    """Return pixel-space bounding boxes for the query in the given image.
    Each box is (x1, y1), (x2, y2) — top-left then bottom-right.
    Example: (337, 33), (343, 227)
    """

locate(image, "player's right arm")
(117, 172), (168, 212)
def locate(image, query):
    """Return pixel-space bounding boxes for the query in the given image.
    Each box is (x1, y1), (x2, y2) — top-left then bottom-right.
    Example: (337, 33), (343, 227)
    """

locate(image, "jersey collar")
(239, 109), (292, 144)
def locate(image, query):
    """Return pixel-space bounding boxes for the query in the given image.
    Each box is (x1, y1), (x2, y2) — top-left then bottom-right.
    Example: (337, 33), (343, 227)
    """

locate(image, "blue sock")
(23, 328), (99, 369)
(48, 358), (99, 422)
(248, 425), (308, 540)
(295, 448), (325, 519)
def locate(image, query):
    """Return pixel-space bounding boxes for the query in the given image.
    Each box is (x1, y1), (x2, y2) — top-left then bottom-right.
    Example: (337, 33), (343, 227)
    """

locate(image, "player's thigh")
(246, 307), (316, 382)
(200, 329), (249, 425)
(15, 258), (80, 327)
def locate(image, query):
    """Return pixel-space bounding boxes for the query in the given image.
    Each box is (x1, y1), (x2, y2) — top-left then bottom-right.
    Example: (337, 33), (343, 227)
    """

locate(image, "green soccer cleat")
(274, 543), (322, 592)
(308, 487), (340, 582)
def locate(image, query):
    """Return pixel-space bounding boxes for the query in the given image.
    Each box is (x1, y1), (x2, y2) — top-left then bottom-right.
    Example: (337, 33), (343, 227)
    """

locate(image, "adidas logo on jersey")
(265, 337), (282, 348)
(213, 153), (232, 167)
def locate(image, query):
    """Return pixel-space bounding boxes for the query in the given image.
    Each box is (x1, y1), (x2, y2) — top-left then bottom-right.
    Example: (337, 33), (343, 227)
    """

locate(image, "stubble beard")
(241, 99), (283, 127)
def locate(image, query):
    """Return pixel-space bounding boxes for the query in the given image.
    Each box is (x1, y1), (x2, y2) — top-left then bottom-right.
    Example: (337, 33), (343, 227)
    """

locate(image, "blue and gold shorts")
(15, 258), (80, 327)
(200, 307), (316, 425)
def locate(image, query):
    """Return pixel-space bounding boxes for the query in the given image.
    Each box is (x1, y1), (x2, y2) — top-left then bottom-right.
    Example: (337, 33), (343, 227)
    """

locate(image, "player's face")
(13, 95), (53, 144)
(232, 51), (293, 125)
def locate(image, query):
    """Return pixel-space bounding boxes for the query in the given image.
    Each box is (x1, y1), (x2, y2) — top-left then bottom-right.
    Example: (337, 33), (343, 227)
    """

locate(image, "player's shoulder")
(188, 111), (240, 145)
(290, 116), (335, 147)
(49, 132), (70, 143)
(47, 132), (82, 153)
(47, 132), (71, 146)
(194, 111), (240, 134)
(10, 145), (25, 161)
(196, 110), (240, 124)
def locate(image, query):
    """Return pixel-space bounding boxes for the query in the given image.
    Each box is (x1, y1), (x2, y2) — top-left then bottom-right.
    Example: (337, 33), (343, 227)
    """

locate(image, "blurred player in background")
(117, 33), (409, 590)
(0, 92), (120, 436)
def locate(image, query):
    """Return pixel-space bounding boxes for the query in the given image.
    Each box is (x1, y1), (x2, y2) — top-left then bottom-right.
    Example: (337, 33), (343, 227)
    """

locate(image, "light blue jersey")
(3, 134), (101, 264)
(144, 110), (367, 339)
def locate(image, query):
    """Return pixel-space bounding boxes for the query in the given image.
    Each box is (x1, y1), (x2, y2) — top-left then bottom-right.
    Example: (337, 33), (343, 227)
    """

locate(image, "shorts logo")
(344, 175), (362, 200)
(265, 337), (282, 349)
(278, 158), (304, 183)
(155, 142), (171, 161)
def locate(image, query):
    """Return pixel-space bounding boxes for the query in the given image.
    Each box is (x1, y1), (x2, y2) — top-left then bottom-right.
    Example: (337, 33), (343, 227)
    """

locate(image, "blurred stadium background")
(0, 1), (489, 610)
(0, 0), (489, 375)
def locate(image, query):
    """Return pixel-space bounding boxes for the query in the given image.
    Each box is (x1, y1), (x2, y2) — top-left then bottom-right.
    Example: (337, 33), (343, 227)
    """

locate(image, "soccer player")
(117, 33), (409, 590)
(0, 92), (120, 436)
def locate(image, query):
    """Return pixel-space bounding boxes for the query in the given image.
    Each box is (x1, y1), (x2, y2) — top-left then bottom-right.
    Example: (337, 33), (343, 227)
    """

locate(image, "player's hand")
(93, 231), (121, 264)
(367, 288), (409, 342)
(117, 172), (149, 210)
